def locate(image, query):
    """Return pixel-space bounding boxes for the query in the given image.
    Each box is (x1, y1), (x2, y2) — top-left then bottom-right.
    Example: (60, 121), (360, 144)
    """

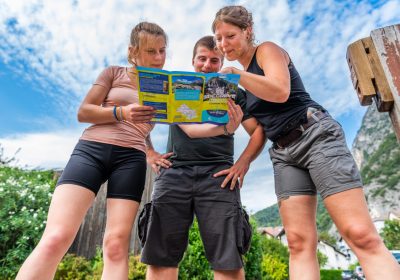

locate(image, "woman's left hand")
(225, 99), (243, 134)
(219, 67), (237, 74)
(147, 150), (173, 174)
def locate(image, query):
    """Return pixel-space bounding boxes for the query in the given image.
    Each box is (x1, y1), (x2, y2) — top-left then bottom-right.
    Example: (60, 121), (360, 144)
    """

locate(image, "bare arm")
(178, 99), (243, 138)
(220, 42), (290, 103)
(77, 85), (156, 124)
(214, 117), (266, 189)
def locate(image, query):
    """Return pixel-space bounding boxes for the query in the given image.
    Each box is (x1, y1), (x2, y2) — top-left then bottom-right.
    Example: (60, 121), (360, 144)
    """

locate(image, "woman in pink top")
(16, 22), (167, 280)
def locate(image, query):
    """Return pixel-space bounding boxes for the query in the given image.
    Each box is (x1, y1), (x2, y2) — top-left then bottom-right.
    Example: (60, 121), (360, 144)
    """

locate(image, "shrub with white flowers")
(0, 166), (56, 279)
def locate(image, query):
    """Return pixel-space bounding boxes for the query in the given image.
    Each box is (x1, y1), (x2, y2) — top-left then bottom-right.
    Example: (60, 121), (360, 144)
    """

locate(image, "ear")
(245, 27), (253, 40)
(129, 45), (139, 58)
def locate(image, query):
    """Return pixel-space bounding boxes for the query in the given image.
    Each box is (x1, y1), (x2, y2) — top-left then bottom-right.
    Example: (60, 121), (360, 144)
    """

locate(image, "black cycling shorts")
(56, 140), (147, 202)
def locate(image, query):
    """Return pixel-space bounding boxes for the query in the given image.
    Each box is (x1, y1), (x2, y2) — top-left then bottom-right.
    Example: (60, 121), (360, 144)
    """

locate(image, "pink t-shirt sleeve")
(93, 66), (115, 91)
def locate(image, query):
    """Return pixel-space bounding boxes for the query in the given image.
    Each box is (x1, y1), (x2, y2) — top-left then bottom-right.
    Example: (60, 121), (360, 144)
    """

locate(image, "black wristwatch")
(223, 124), (234, 136)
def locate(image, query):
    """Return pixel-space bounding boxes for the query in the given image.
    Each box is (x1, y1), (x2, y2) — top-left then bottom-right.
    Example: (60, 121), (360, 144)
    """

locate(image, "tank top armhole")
(280, 48), (292, 66)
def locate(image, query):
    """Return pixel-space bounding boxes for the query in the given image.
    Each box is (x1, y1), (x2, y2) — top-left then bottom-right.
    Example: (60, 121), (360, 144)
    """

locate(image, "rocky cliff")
(352, 105), (400, 219)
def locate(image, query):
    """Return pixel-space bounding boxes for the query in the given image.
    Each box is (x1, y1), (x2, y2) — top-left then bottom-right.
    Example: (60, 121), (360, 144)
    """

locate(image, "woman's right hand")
(225, 99), (243, 134)
(122, 103), (156, 123)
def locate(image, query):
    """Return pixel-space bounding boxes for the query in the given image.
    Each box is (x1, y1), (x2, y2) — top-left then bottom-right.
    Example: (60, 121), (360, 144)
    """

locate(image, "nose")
(203, 59), (212, 69)
(154, 52), (162, 60)
(221, 37), (228, 49)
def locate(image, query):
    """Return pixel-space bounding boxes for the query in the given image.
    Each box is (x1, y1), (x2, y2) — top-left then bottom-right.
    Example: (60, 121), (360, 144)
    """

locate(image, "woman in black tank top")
(211, 5), (400, 280)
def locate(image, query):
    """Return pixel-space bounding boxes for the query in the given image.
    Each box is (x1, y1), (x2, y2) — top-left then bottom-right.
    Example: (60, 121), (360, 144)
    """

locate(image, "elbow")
(276, 89), (290, 103)
(77, 107), (86, 123)
(181, 128), (197, 138)
(185, 131), (198, 138)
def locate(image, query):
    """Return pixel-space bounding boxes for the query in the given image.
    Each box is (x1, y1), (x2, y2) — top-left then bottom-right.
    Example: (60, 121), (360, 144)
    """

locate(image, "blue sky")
(1, 0), (399, 212)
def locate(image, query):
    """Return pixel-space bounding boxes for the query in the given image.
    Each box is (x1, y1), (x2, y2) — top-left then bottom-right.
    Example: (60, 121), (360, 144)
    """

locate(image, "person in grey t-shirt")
(141, 36), (266, 280)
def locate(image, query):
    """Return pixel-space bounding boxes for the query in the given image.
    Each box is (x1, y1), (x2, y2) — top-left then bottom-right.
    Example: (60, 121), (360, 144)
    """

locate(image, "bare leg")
(146, 266), (178, 280)
(16, 184), (95, 280)
(101, 198), (139, 280)
(279, 195), (319, 280)
(324, 188), (400, 280)
(214, 268), (245, 280)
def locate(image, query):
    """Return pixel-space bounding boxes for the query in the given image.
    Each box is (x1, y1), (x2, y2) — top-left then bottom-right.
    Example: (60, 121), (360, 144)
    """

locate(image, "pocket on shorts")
(237, 207), (252, 255)
(321, 144), (351, 158)
(137, 202), (152, 248)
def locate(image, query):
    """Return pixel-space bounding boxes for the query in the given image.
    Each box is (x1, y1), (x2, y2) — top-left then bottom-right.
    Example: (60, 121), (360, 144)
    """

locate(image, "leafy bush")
(179, 219), (213, 280)
(128, 255), (147, 280)
(381, 219), (400, 250)
(317, 250), (328, 268)
(179, 217), (265, 279)
(260, 235), (289, 264)
(55, 253), (93, 280)
(0, 166), (56, 279)
(320, 269), (342, 280)
(54, 249), (146, 280)
(243, 218), (263, 279)
(261, 254), (288, 280)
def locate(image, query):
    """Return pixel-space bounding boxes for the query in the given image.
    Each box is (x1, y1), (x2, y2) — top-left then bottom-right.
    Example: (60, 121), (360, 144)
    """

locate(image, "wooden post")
(68, 165), (155, 258)
(370, 25), (400, 141)
(347, 24), (400, 141)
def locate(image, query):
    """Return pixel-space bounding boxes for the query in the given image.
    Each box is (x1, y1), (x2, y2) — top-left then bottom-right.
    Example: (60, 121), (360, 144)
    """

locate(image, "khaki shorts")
(269, 116), (362, 200)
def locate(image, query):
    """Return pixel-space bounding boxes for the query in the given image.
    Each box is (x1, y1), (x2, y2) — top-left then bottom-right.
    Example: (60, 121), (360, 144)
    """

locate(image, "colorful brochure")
(137, 66), (240, 124)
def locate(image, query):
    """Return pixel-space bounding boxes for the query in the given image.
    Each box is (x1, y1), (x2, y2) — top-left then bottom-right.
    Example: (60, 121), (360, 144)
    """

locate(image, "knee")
(39, 229), (74, 256)
(344, 225), (383, 251)
(103, 235), (128, 262)
(286, 231), (317, 255)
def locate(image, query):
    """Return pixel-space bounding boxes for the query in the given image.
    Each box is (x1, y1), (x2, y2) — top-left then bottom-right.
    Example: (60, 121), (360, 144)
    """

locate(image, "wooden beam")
(347, 39), (376, 105)
(371, 24), (400, 140)
(361, 37), (394, 112)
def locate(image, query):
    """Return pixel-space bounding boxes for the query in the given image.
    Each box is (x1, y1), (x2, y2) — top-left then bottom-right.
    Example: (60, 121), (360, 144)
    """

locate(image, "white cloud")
(0, 130), (81, 169)
(1, 0), (399, 212)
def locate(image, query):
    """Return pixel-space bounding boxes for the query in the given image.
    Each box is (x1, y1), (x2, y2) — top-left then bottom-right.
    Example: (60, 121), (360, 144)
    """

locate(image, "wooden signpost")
(347, 24), (400, 141)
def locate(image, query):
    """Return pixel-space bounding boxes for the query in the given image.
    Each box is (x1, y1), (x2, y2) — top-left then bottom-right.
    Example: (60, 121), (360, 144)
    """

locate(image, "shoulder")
(257, 42), (286, 58)
(99, 66), (125, 79)
(105, 65), (125, 75)
(256, 42), (289, 66)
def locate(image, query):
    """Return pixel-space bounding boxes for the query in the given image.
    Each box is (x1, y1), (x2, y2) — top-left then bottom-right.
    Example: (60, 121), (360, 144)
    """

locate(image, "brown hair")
(128, 22), (168, 65)
(212, 5), (255, 44)
(192, 35), (223, 62)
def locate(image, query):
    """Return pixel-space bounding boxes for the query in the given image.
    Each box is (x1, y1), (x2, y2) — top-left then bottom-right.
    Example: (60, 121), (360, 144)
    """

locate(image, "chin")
(225, 55), (236, 61)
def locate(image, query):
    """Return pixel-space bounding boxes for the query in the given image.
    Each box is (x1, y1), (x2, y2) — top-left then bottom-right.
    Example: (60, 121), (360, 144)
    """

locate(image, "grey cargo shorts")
(269, 115), (362, 200)
(138, 164), (251, 270)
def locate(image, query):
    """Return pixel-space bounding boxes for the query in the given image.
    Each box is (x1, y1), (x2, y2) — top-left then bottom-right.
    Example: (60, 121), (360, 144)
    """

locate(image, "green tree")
(381, 219), (400, 249)
(318, 231), (337, 246)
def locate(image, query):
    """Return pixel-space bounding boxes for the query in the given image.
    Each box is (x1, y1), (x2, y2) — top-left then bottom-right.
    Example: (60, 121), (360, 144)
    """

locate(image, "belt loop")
(310, 113), (319, 122)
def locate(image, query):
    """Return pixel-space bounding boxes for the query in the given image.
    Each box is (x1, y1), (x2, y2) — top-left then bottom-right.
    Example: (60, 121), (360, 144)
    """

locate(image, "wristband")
(119, 106), (124, 121)
(113, 106), (119, 121)
(223, 124), (233, 136)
